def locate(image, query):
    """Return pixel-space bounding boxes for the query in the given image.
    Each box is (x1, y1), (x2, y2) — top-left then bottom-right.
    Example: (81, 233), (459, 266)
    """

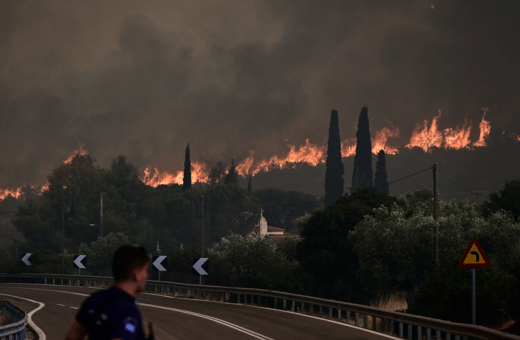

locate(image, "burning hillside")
(0, 107), (515, 197)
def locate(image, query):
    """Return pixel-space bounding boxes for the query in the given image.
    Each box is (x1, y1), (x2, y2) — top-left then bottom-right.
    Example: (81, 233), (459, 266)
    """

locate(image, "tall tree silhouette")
(225, 159), (239, 184)
(247, 175), (252, 193)
(374, 150), (389, 194)
(183, 143), (191, 191)
(324, 110), (344, 207)
(352, 106), (373, 191)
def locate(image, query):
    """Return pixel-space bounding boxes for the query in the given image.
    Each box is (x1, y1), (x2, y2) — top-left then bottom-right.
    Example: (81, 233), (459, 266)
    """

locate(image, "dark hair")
(112, 245), (149, 282)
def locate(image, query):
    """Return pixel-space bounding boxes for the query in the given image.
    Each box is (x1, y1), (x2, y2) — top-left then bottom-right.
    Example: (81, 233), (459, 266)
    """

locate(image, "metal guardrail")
(0, 300), (28, 340)
(1, 273), (519, 340)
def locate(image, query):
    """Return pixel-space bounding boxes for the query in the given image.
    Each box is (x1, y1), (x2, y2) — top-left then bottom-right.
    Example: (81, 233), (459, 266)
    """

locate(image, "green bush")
(411, 254), (518, 327)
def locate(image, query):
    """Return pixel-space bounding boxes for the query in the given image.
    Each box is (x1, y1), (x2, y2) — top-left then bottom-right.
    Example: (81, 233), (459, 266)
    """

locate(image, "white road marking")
(70, 306), (78, 309)
(0, 286), (272, 339)
(139, 303), (273, 340)
(0, 284), (400, 340)
(0, 293), (46, 340)
(57, 304), (65, 306)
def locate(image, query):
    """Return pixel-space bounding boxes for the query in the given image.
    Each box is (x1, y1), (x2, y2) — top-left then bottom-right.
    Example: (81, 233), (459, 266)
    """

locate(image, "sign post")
(73, 255), (87, 275)
(192, 258), (209, 285)
(152, 255), (167, 281)
(21, 253), (32, 267)
(458, 237), (490, 325)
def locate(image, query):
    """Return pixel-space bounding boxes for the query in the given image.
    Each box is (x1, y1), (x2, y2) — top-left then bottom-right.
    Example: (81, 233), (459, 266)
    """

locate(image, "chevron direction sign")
(73, 255), (87, 269)
(152, 255), (167, 272)
(21, 253), (32, 266)
(192, 258), (209, 276)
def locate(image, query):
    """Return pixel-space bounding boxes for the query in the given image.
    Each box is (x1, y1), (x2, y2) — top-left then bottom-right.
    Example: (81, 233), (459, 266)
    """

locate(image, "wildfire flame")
(372, 127), (401, 154)
(473, 107), (491, 147)
(0, 187), (23, 200)
(0, 184), (49, 201)
(406, 110), (444, 152)
(444, 118), (471, 150)
(142, 162), (209, 187)
(64, 143), (88, 164)
(2, 109), (517, 197)
(341, 139), (356, 158)
(406, 108), (492, 152)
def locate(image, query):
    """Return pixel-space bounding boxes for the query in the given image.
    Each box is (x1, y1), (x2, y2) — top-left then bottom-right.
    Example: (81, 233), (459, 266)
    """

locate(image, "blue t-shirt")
(76, 286), (145, 340)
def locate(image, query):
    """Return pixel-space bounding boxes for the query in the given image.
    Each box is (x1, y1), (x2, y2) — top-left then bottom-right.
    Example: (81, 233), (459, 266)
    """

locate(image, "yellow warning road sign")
(458, 237), (491, 268)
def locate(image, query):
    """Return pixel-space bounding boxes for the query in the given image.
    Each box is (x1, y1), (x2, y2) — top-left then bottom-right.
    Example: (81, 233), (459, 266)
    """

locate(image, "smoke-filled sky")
(1, 0), (519, 196)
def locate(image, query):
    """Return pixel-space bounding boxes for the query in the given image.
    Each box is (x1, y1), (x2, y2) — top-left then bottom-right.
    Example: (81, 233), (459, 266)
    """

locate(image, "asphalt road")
(0, 283), (398, 340)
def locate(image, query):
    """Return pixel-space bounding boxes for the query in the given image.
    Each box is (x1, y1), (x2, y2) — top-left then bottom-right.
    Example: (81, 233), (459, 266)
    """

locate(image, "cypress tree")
(225, 159), (239, 184)
(324, 109), (344, 207)
(352, 106), (373, 191)
(247, 175), (252, 193)
(374, 150), (389, 194)
(183, 143), (191, 191)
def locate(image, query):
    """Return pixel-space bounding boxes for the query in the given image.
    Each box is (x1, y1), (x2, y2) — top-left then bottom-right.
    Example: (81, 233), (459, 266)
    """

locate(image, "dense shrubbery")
(2, 153), (519, 328)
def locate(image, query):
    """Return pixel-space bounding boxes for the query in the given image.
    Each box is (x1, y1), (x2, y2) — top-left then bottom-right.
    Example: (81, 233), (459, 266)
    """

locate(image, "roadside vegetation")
(0, 153), (519, 328)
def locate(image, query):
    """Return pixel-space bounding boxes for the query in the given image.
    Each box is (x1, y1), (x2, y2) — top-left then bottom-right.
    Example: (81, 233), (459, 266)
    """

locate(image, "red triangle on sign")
(458, 237), (491, 268)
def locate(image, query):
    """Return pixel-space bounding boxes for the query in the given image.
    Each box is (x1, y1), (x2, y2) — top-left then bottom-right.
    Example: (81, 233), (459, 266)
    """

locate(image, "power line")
(248, 166), (434, 208)
(437, 170), (490, 199)
(384, 166), (433, 187)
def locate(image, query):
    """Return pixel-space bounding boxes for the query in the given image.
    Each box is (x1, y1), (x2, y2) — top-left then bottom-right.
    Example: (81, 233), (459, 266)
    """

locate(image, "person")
(65, 245), (154, 340)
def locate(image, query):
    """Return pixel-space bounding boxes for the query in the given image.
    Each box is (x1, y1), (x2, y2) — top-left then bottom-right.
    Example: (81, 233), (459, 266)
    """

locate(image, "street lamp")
(89, 224), (102, 237)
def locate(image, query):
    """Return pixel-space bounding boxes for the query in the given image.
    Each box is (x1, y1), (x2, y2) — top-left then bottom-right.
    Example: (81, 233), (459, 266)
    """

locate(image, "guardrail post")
(291, 300), (295, 312)
(436, 330), (441, 340)
(373, 316), (377, 331)
(53, 278), (55, 285)
(300, 302), (304, 313)
(310, 304), (314, 315)
(347, 311), (351, 323)
(399, 322), (403, 338)
(45, 278), (47, 284)
(408, 324), (412, 340)
(455, 335), (460, 340)
(337, 309), (341, 321)
(319, 305), (323, 317)
(274, 297), (277, 309)
(283, 299), (286, 310)
(381, 318), (385, 333)
(62, 278), (64, 285)
(390, 320), (394, 334)
(418, 326), (422, 340)
(364, 314), (368, 329)
(328, 307), (332, 318)
(355, 312), (359, 326)
(446, 332), (451, 340)
(427, 328), (431, 340)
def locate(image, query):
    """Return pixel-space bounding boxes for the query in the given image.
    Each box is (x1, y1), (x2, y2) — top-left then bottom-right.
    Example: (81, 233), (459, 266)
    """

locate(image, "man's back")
(76, 286), (146, 340)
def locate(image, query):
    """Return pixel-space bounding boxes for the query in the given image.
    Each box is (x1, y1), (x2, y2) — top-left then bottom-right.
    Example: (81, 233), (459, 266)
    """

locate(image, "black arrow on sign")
(470, 251), (479, 262)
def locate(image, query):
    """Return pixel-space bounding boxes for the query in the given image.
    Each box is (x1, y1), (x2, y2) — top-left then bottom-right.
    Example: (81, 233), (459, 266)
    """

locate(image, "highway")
(0, 283), (397, 340)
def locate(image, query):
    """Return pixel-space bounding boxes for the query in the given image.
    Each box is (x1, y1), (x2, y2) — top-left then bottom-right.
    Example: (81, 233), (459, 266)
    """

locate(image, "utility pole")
(100, 193), (103, 237)
(201, 195), (204, 286)
(434, 163), (440, 271)
(201, 195), (204, 258)
(62, 208), (65, 270)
